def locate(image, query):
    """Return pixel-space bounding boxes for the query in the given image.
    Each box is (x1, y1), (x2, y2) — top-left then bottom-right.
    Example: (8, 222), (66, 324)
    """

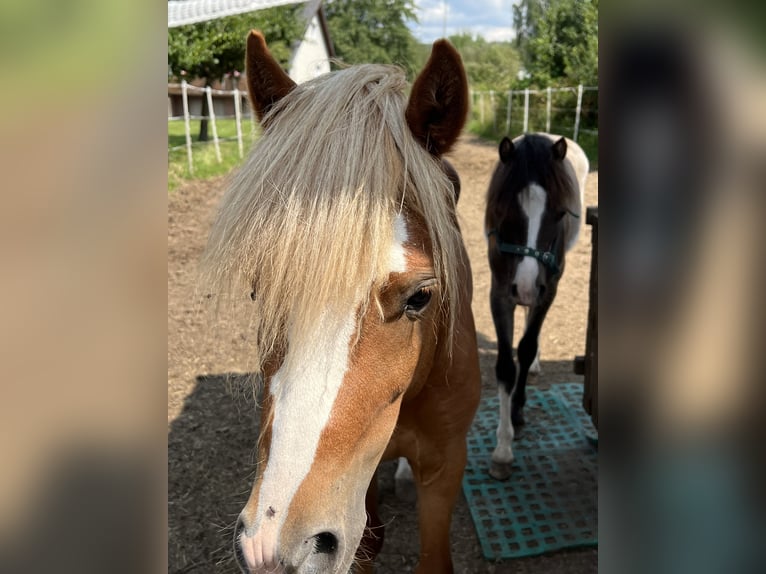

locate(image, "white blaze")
(242, 307), (357, 556)
(240, 215), (411, 567)
(514, 184), (547, 306)
(390, 213), (409, 273)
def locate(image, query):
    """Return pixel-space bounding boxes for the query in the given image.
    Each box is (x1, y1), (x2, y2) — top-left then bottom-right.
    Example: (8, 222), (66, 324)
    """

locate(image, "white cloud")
(409, 0), (518, 43)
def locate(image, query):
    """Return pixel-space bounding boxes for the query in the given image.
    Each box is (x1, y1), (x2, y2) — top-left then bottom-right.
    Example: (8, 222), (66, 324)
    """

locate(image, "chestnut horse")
(485, 133), (588, 480)
(202, 31), (480, 573)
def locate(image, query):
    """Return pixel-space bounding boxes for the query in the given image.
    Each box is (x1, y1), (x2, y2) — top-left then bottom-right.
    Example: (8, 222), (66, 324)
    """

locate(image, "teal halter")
(486, 229), (560, 275)
(486, 209), (579, 277)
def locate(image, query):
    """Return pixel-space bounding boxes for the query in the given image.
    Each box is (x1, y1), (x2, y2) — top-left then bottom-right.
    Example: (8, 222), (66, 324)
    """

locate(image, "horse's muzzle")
(234, 515), (343, 574)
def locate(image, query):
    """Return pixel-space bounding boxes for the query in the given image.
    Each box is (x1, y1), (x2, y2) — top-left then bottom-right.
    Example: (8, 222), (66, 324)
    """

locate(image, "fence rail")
(470, 84), (598, 143)
(168, 80), (254, 175)
(169, 81), (598, 174)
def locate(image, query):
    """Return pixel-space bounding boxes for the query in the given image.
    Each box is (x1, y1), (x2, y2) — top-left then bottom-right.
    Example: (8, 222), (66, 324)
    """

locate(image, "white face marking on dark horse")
(238, 216), (411, 570)
(513, 183), (547, 306)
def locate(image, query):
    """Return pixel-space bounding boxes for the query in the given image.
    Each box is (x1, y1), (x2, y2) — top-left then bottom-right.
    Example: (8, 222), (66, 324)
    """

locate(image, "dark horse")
(485, 133), (588, 480)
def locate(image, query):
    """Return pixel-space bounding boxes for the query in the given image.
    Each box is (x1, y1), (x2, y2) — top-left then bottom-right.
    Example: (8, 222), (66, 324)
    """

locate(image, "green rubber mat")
(462, 383), (598, 560)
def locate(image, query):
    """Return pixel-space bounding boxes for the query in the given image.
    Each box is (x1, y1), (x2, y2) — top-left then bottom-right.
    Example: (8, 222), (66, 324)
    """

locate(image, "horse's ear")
(245, 30), (297, 124)
(552, 136), (567, 160)
(499, 137), (514, 164)
(406, 40), (468, 156)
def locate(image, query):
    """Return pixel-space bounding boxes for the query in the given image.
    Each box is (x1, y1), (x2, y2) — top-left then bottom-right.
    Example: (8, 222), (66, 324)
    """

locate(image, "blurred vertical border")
(2, 0), (765, 573)
(0, 1), (166, 572)
(601, 1), (766, 573)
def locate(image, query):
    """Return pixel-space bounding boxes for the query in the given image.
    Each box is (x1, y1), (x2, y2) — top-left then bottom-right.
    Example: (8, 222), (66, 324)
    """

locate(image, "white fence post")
(489, 90), (496, 131)
(546, 87), (552, 133)
(479, 92), (485, 125)
(505, 90), (512, 134)
(181, 80), (194, 175)
(205, 86), (222, 163)
(573, 84), (584, 142)
(233, 89), (244, 159)
(523, 88), (529, 133)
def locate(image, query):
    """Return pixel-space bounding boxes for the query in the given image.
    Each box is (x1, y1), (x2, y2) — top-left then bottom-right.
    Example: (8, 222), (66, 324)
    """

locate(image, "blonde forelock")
(201, 64), (463, 371)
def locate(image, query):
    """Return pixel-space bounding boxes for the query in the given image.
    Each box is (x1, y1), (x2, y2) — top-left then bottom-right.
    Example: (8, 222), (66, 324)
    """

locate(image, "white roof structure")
(168, 0), (334, 83)
(168, 0), (302, 28)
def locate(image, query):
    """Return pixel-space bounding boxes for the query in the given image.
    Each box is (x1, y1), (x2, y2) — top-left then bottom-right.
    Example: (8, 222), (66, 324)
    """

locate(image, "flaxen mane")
(202, 64), (463, 371)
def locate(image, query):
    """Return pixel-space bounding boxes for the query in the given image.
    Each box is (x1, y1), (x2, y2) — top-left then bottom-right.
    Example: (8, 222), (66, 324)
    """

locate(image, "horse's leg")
(355, 469), (384, 574)
(490, 280), (516, 480)
(524, 306), (542, 374)
(512, 301), (552, 428)
(412, 441), (467, 574)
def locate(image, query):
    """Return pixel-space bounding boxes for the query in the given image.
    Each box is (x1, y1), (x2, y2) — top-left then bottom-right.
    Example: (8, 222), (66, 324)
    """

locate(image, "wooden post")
(205, 86), (222, 163)
(579, 206), (598, 429)
(181, 80), (193, 175)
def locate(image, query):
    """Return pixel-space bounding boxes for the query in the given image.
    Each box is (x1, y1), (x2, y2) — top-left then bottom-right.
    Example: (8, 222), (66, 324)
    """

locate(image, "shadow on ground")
(168, 341), (591, 573)
(168, 373), (260, 574)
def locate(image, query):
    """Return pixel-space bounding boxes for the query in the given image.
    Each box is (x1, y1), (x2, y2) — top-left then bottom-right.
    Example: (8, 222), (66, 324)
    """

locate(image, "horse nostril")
(313, 531), (338, 555)
(233, 517), (248, 572)
(511, 283), (519, 298)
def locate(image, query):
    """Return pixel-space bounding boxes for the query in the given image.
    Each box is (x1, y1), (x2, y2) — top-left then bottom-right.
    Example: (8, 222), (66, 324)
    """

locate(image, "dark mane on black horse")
(486, 134), (573, 222)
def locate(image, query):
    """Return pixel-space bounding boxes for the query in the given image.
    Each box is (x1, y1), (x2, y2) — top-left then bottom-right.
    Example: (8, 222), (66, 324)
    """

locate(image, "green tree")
(167, 7), (303, 140)
(513, 0), (598, 87)
(324, 0), (419, 75)
(448, 33), (521, 91)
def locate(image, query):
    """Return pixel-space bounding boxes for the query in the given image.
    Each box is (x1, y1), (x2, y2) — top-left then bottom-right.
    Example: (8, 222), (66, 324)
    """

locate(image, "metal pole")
(181, 80), (194, 175)
(546, 86), (552, 133)
(490, 90), (496, 132)
(573, 84), (584, 142)
(523, 88), (529, 133)
(234, 89), (244, 159)
(206, 86), (222, 163)
(505, 90), (512, 134)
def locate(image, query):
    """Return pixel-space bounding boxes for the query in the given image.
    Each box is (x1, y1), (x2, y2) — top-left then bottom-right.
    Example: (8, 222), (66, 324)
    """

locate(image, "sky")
(407, 0), (519, 44)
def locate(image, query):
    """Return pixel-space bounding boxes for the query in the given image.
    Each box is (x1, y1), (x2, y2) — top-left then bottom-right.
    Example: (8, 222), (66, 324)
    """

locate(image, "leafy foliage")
(324, 0), (420, 75)
(448, 33), (521, 91)
(513, 0), (598, 87)
(167, 7), (304, 81)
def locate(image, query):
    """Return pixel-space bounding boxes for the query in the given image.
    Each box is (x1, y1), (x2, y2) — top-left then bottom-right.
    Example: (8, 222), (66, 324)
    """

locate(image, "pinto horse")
(485, 133), (588, 480)
(202, 31), (480, 573)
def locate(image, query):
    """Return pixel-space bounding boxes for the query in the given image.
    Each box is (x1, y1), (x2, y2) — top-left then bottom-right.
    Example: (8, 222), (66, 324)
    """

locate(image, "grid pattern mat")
(462, 383), (598, 560)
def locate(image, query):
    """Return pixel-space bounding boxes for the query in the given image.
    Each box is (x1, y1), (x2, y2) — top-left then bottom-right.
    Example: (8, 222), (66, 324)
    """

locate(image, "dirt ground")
(168, 135), (598, 573)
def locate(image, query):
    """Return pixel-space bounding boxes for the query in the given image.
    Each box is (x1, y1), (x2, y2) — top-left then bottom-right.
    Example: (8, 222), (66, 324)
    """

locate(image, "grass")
(167, 118), (259, 191)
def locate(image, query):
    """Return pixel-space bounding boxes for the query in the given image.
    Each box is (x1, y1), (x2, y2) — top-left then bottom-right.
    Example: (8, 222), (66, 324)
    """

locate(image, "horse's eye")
(405, 288), (433, 315)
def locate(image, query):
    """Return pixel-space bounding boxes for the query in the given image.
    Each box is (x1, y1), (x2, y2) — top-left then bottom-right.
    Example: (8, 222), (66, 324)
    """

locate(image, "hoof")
(528, 358), (541, 375)
(489, 460), (513, 481)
